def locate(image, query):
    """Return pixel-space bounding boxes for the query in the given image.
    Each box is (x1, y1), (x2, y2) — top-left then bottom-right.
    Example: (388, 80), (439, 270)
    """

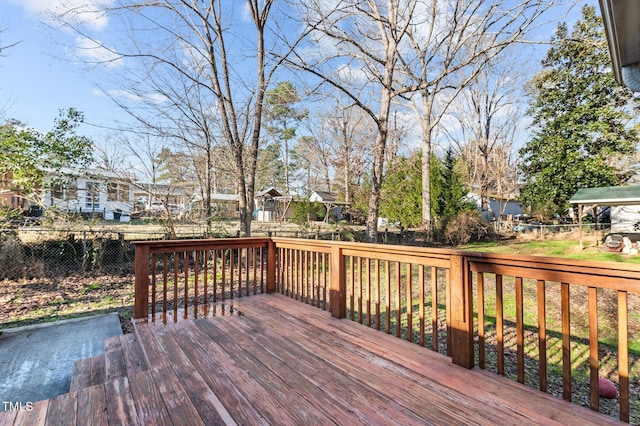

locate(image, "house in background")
(570, 185), (640, 233)
(309, 190), (350, 222)
(466, 193), (523, 221)
(191, 193), (239, 219)
(0, 172), (33, 214)
(254, 187), (281, 222)
(133, 184), (189, 212)
(43, 168), (135, 219)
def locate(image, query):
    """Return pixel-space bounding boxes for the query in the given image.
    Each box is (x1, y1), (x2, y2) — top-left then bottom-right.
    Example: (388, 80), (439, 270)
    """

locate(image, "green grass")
(461, 239), (640, 264)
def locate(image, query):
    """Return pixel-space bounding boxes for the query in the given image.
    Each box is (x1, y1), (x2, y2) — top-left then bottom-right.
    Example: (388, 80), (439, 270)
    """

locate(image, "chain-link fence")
(0, 225), (344, 281)
(0, 229), (146, 279)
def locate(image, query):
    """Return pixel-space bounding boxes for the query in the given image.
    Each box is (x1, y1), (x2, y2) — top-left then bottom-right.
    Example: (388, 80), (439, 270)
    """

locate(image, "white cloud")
(16, 0), (114, 31)
(103, 89), (168, 105)
(76, 37), (122, 67)
(335, 63), (371, 85)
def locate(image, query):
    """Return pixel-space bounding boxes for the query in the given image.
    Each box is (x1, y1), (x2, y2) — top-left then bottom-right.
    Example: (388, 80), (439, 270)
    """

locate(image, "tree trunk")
(421, 91), (433, 238)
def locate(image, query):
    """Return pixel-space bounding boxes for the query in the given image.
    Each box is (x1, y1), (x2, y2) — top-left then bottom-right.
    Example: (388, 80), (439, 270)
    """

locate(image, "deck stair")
(69, 333), (149, 392)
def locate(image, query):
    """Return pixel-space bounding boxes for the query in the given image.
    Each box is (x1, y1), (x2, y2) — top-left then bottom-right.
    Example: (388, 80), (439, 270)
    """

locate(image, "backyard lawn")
(461, 237), (640, 264)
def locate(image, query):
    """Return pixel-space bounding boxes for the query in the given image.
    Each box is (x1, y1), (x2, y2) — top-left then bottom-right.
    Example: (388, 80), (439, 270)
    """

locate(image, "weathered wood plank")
(206, 313), (438, 425)
(104, 335), (127, 381)
(76, 385), (108, 426)
(156, 321), (267, 424)
(253, 294), (622, 425)
(88, 354), (106, 388)
(128, 371), (172, 426)
(14, 400), (48, 426)
(162, 320), (291, 425)
(69, 357), (92, 391)
(240, 299), (507, 425)
(119, 333), (147, 376)
(104, 376), (139, 426)
(149, 367), (204, 426)
(104, 377), (139, 426)
(0, 410), (17, 426)
(45, 390), (77, 426)
(148, 326), (237, 426)
(132, 319), (171, 370)
(198, 317), (396, 425)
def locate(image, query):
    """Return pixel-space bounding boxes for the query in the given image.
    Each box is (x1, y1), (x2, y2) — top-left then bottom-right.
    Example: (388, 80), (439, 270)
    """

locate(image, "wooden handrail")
(134, 236), (640, 422)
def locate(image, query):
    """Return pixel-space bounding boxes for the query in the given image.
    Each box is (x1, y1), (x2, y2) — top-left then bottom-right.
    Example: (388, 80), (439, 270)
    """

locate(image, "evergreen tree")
(435, 149), (474, 217)
(264, 82), (308, 194)
(379, 154), (422, 227)
(374, 150), (471, 228)
(520, 5), (638, 214)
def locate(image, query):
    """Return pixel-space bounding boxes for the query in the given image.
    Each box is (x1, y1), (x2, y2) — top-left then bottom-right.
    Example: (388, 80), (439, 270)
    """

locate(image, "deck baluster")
(537, 279), (547, 392)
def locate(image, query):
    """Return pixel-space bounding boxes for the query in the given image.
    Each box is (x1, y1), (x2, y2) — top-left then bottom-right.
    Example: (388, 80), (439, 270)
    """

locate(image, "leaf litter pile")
(0, 273), (135, 333)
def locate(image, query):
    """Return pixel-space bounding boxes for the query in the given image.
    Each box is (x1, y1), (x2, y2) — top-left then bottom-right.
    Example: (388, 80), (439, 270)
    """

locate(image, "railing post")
(448, 254), (474, 369)
(266, 239), (276, 293)
(330, 245), (346, 319)
(134, 243), (150, 319)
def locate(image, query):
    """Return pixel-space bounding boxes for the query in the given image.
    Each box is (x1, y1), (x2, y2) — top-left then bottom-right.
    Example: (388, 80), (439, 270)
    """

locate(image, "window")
(66, 181), (78, 200)
(52, 184), (64, 199)
(107, 183), (118, 201)
(85, 182), (100, 209)
(107, 182), (130, 201)
(51, 182), (78, 200)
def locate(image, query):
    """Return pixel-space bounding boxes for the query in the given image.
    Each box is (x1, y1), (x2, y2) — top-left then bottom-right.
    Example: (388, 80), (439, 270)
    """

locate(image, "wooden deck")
(0, 293), (623, 425)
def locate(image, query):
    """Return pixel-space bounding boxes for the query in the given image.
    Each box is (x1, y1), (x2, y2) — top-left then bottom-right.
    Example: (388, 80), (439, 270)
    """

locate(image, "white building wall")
(611, 205), (640, 233)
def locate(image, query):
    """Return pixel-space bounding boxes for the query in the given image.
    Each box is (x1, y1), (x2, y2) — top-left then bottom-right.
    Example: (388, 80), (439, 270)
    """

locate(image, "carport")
(569, 185), (640, 245)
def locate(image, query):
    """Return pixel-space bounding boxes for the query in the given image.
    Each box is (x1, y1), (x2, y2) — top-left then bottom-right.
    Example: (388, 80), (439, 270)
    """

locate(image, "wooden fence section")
(133, 238), (276, 323)
(134, 237), (640, 423)
(466, 252), (640, 423)
(272, 239), (332, 311)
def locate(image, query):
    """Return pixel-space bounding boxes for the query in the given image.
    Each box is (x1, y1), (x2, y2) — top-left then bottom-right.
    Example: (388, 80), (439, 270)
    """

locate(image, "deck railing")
(134, 237), (639, 423)
(133, 238), (276, 323)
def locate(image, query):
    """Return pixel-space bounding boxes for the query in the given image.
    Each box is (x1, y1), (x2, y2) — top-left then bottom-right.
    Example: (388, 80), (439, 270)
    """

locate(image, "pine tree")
(519, 5), (638, 214)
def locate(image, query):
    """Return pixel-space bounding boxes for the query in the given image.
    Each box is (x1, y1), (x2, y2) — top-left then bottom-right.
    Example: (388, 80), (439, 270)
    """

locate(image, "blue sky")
(0, 0), (598, 147)
(0, 0), (124, 138)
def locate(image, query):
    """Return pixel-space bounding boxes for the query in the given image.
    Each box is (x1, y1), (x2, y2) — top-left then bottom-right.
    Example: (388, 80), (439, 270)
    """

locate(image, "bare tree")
(315, 97), (375, 203)
(93, 134), (131, 173)
(448, 55), (527, 218)
(399, 0), (559, 234)
(0, 26), (19, 57)
(288, 0), (417, 241)
(56, 0), (305, 236)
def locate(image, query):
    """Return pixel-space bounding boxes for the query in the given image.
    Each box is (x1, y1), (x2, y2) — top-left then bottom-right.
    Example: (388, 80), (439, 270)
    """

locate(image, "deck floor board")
(119, 334), (147, 376)
(0, 293), (624, 425)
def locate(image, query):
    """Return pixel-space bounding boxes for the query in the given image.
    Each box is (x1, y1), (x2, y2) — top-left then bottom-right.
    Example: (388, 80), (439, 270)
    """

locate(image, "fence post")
(330, 245), (346, 319)
(448, 254), (474, 369)
(134, 243), (150, 319)
(266, 239), (276, 293)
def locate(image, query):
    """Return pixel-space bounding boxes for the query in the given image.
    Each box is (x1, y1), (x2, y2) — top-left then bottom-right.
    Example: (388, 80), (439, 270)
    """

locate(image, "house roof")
(310, 190), (337, 203)
(256, 187), (282, 198)
(599, 0), (640, 91)
(569, 185), (640, 206)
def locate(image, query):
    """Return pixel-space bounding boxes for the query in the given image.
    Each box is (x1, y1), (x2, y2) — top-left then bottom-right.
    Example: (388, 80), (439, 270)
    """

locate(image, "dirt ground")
(0, 273), (136, 333)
